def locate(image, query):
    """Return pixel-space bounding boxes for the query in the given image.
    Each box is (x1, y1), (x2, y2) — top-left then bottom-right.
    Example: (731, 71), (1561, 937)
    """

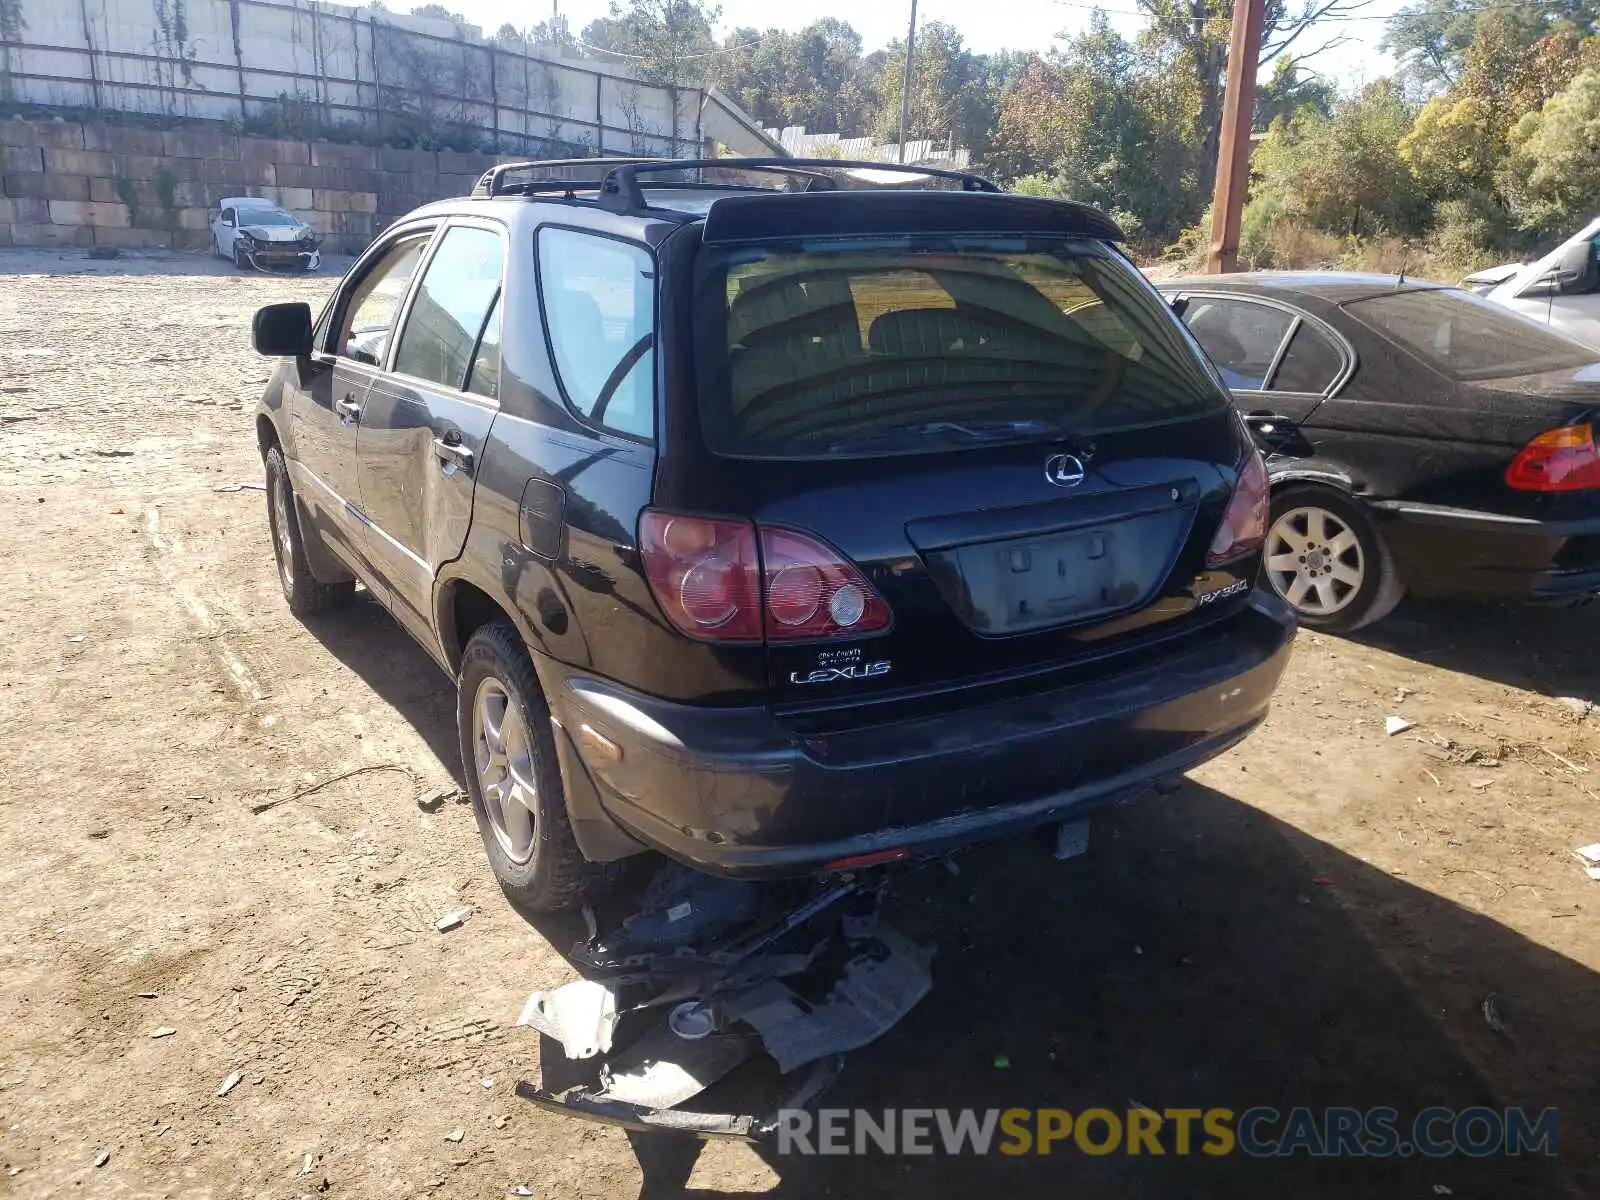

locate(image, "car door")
(354, 220), (505, 644)
(215, 206), (235, 255)
(289, 227), (436, 586)
(1176, 293), (1347, 455)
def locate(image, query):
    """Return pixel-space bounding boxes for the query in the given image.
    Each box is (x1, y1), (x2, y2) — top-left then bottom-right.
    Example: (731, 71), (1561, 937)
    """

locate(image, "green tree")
(713, 20), (877, 133)
(409, 3), (468, 23)
(1383, 0), (1586, 89)
(1255, 58), (1336, 128)
(871, 20), (988, 154)
(581, 1), (720, 84)
(1504, 69), (1600, 234)
(1247, 78), (1425, 238)
(582, 0), (721, 151)
(987, 14), (1203, 241)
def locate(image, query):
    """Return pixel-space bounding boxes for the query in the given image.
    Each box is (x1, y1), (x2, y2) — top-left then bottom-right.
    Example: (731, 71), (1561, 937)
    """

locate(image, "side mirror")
(1169, 295), (1189, 318)
(253, 302), (313, 357)
(1553, 241), (1596, 296)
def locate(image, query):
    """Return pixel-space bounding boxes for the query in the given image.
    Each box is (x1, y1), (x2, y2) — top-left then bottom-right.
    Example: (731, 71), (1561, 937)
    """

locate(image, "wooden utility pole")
(897, 0), (918, 164)
(1206, 0), (1267, 274)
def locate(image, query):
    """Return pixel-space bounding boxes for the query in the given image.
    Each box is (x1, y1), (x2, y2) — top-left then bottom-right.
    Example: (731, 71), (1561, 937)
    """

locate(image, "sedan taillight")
(637, 510), (890, 645)
(1506, 423), (1600, 491)
(1207, 447), (1270, 565)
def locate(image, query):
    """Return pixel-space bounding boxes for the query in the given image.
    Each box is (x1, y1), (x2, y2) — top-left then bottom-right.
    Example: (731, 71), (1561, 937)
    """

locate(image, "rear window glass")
(692, 237), (1228, 457)
(1344, 288), (1595, 380)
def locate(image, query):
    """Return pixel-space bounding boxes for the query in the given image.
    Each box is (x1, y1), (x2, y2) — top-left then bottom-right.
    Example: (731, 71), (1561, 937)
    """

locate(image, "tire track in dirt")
(141, 503), (272, 704)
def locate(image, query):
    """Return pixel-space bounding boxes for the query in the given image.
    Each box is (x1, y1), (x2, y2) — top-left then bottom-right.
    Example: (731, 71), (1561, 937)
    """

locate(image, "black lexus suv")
(250, 157), (1296, 912)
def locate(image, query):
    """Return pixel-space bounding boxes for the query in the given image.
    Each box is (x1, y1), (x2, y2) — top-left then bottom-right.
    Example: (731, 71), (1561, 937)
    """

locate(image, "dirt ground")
(0, 248), (1597, 1200)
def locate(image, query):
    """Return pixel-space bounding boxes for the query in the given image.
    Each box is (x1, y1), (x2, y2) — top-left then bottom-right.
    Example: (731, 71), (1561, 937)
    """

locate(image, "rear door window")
(1271, 321), (1344, 393)
(391, 225), (504, 394)
(694, 237), (1225, 457)
(537, 227), (656, 439)
(1182, 297), (1293, 390)
(1344, 287), (1596, 380)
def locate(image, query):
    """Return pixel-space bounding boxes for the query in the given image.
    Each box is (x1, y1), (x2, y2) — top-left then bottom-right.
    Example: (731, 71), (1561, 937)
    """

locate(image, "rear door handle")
(336, 394), (363, 423)
(433, 436), (474, 474)
(1244, 411), (1292, 438)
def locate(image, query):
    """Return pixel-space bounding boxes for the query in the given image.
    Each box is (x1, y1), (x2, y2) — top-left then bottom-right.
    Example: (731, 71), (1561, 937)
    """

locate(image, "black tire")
(264, 445), (354, 617)
(1262, 485), (1404, 632)
(234, 243), (250, 270)
(456, 621), (602, 913)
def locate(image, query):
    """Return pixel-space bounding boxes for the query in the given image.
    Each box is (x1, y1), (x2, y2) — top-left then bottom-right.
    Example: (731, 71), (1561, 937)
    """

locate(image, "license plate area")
(919, 508), (1191, 635)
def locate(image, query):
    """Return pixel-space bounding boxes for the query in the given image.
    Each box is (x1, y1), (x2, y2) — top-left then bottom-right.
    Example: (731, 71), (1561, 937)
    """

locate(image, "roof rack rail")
(596, 157), (1000, 214)
(471, 156), (667, 199)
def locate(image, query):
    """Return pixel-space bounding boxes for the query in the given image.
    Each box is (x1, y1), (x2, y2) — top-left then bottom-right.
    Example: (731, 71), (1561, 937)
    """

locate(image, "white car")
(1465, 216), (1600, 348)
(211, 197), (321, 272)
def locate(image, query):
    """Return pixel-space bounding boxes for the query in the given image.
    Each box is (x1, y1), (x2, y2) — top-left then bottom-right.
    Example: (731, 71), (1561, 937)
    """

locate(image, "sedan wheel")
(1262, 486), (1405, 632)
(471, 677), (539, 865)
(1265, 505), (1365, 618)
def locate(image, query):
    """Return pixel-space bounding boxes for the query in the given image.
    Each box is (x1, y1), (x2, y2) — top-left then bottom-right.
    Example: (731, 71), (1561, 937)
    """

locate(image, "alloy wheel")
(271, 471), (296, 592)
(1264, 505), (1365, 617)
(471, 678), (539, 865)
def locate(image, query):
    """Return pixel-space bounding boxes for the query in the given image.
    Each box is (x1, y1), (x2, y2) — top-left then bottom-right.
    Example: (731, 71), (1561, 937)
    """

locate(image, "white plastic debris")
(216, 1071), (242, 1097)
(92, 1150), (109, 1167)
(434, 908), (472, 932)
(300, 1153), (314, 1175)
(444, 1128), (464, 1143)
(517, 979), (618, 1059)
(149, 1027), (176, 1039)
(1555, 697), (1594, 717)
(1385, 715), (1414, 736)
(1575, 844), (1600, 880)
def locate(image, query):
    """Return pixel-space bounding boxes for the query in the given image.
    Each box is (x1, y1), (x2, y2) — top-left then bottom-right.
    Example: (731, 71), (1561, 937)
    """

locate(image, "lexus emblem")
(1044, 453), (1086, 488)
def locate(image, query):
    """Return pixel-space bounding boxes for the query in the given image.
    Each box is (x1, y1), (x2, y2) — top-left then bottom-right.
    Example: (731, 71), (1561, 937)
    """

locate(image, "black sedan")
(1159, 273), (1600, 630)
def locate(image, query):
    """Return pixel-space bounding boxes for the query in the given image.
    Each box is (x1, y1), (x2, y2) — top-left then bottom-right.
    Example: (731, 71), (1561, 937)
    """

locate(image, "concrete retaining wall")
(0, 118), (569, 252)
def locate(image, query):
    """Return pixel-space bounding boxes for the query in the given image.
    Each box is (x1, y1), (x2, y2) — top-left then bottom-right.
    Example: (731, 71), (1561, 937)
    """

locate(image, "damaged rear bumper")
(540, 593), (1295, 877)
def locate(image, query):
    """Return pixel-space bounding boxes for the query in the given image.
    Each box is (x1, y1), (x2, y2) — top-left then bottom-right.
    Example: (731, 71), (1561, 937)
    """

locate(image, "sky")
(446, 0), (1411, 92)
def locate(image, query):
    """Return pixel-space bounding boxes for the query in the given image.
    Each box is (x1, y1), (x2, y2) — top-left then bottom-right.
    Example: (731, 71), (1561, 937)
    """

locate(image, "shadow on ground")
(621, 785), (1599, 1198)
(1349, 596), (1600, 702)
(305, 590), (464, 777)
(0, 247), (356, 279)
(314, 598), (1600, 1198)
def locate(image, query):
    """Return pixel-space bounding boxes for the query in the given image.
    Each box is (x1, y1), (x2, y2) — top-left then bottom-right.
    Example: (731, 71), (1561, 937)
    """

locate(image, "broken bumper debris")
(514, 865), (935, 1138)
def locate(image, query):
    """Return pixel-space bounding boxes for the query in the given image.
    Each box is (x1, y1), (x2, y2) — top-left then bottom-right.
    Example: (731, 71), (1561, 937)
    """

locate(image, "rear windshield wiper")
(824, 419), (1067, 453)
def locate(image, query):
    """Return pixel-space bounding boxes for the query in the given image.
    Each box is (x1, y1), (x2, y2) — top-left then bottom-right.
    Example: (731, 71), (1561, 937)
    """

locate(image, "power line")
(1047, 0), (1594, 25)
(572, 28), (792, 62)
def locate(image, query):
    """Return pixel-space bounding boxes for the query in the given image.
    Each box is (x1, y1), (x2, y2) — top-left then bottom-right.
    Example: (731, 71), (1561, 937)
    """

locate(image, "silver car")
(211, 197), (321, 272)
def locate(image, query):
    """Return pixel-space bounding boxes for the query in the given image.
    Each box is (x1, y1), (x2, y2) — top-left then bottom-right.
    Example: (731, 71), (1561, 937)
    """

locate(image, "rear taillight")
(1506, 424), (1600, 491)
(760, 526), (892, 641)
(638, 510), (890, 644)
(1207, 447), (1269, 565)
(637, 512), (762, 642)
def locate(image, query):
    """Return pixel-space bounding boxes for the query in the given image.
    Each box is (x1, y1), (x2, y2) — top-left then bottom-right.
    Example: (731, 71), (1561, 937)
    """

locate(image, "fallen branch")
(248, 764), (416, 814)
(1538, 745), (1588, 774)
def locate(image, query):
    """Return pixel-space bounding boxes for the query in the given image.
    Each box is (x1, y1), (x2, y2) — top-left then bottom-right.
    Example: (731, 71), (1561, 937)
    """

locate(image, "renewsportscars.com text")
(775, 1106), (1558, 1158)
